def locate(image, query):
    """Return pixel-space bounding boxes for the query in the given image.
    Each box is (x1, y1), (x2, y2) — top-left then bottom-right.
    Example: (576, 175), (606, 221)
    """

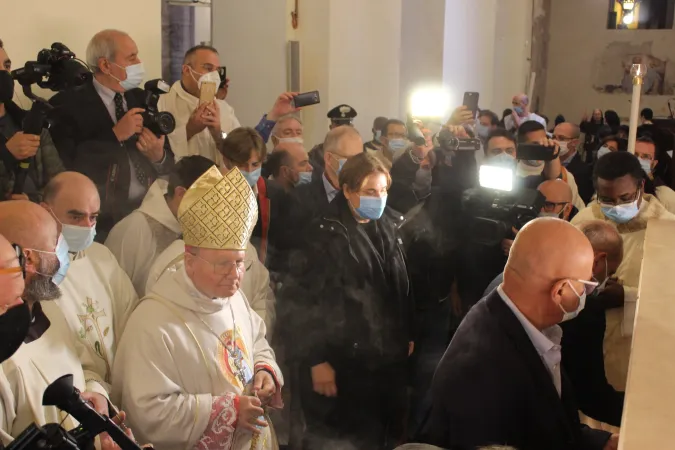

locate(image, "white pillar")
(212, 0), (288, 129)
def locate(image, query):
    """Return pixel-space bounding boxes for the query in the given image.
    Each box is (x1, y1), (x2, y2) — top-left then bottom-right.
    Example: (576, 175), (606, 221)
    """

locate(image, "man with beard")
(0, 201), (118, 449)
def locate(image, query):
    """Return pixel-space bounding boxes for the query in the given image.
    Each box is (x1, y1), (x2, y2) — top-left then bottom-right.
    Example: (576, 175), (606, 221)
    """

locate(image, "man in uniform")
(308, 104), (357, 181)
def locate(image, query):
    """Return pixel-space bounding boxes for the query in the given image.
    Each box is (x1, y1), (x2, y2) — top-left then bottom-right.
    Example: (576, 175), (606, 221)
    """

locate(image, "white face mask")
(190, 67), (221, 91)
(558, 141), (570, 156)
(275, 136), (304, 144)
(559, 281), (587, 322)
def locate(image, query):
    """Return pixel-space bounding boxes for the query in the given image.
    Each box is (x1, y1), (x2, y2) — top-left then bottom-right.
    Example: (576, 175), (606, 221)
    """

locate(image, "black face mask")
(0, 302), (31, 363)
(0, 70), (15, 104)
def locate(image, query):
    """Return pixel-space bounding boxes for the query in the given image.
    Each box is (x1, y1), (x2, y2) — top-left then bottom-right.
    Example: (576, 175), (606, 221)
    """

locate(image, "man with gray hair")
(270, 114), (303, 147)
(504, 93), (547, 132)
(561, 220), (625, 431)
(50, 29), (174, 241)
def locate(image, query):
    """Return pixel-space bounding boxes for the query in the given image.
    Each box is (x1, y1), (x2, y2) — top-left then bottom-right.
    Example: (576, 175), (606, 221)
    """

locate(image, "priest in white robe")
(146, 239), (276, 335)
(41, 172), (138, 391)
(0, 201), (112, 446)
(113, 166), (283, 450)
(158, 46), (241, 165)
(105, 156), (215, 296)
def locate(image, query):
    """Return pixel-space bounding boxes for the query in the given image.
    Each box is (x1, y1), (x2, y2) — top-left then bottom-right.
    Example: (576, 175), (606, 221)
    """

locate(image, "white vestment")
(112, 266), (283, 450)
(158, 81), (241, 165)
(57, 243), (139, 392)
(146, 240), (276, 335)
(105, 179), (182, 296)
(0, 303), (93, 444)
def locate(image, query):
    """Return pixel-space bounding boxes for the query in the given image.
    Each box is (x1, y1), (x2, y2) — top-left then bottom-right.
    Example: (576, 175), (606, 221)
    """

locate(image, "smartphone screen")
(463, 92), (480, 116)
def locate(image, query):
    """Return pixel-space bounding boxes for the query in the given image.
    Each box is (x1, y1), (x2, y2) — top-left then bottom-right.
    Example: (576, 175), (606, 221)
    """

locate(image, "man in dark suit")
(554, 122), (593, 205)
(49, 29), (174, 240)
(421, 218), (618, 450)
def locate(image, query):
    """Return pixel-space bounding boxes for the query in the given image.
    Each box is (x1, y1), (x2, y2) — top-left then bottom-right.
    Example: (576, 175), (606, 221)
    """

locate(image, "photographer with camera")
(49, 29), (175, 241)
(0, 39), (64, 202)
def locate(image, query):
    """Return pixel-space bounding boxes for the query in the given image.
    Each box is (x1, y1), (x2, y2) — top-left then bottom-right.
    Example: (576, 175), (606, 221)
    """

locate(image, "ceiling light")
(622, 0), (635, 11)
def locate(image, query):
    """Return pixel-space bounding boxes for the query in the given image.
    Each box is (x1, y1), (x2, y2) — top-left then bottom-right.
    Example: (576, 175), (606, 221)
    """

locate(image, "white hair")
(272, 114), (303, 135)
(86, 29), (129, 72)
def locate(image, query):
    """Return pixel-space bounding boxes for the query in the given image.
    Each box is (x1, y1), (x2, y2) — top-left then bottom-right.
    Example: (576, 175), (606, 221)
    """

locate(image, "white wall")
(194, 5), (212, 45)
(3, 0), (161, 104)
(399, 0), (446, 119)
(212, 0), (288, 129)
(544, 0), (675, 122)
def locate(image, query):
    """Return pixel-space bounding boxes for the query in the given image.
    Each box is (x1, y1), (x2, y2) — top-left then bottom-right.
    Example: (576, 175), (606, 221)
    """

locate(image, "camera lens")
(156, 112), (176, 135)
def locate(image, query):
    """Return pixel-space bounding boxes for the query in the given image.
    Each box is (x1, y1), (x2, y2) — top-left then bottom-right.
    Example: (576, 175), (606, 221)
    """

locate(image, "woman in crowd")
(597, 135), (628, 160)
(291, 152), (413, 450)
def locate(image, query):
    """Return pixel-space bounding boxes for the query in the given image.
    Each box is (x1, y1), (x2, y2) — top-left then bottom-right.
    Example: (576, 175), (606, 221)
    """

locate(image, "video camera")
(7, 375), (141, 450)
(141, 79), (175, 136)
(9, 43), (91, 195)
(462, 165), (545, 246)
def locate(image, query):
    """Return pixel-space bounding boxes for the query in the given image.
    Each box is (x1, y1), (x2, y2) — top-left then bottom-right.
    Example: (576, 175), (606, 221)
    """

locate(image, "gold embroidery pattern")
(179, 167), (258, 250)
(77, 297), (111, 382)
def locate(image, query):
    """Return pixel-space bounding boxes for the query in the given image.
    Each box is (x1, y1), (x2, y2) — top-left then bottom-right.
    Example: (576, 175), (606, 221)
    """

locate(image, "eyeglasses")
(0, 244), (25, 277)
(193, 254), (246, 276)
(597, 189), (640, 207)
(542, 201), (568, 212)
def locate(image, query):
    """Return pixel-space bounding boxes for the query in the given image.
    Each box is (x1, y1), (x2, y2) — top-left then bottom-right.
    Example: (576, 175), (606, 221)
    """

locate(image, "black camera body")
(462, 186), (545, 247)
(437, 127), (481, 153)
(11, 43), (91, 92)
(141, 79), (175, 136)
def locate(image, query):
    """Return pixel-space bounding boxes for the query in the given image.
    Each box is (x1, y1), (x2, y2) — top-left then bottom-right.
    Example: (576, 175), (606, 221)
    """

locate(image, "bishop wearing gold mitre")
(112, 166), (283, 450)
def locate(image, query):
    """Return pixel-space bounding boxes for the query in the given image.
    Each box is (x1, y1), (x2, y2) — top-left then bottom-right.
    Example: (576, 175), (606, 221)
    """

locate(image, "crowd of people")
(1, 26), (674, 450)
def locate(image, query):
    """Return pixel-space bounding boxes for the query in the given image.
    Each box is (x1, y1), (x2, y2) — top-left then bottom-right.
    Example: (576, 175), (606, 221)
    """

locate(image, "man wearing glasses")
(572, 151), (675, 397)
(159, 45), (300, 166)
(0, 234), (23, 315)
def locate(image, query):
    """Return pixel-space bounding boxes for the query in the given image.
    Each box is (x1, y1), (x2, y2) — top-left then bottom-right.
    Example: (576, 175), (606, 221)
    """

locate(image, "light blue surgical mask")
(639, 158), (652, 175)
(476, 124), (490, 140)
(597, 146), (612, 160)
(374, 130), (382, 141)
(330, 154), (347, 176)
(600, 193), (641, 224)
(61, 224), (97, 252)
(514, 106), (525, 116)
(242, 167), (262, 187)
(388, 139), (408, 153)
(355, 195), (388, 220)
(53, 235), (71, 285)
(112, 62), (145, 91)
(296, 171), (312, 186)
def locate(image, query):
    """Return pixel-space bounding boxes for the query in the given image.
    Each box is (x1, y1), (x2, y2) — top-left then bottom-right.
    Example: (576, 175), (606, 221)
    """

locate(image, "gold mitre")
(178, 166), (258, 251)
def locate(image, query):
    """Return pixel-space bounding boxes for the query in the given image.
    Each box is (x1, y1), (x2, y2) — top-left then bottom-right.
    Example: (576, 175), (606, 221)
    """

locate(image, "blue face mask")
(52, 235), (71, 285)
(355, 195), (388, 220)
(374, 130), (382, 141)
(296, 171), (312, 186)
(388, 139), (408, 152)
(242, 167), (262, 187)
(514, 106), (525, 116)
(61, 224), (97, 253)
(601, 193), (641, 224)
(112, 62), (145, 91)
(476, 124), (490, 140)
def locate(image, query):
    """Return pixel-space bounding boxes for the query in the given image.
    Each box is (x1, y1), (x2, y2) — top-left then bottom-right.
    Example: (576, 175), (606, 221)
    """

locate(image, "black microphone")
(12, 99), (53, 195)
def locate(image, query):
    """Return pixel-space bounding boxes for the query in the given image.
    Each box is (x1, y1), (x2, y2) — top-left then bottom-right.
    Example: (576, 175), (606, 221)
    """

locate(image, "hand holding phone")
(462, 92), (480, 117)
(292, 91), (320, 108)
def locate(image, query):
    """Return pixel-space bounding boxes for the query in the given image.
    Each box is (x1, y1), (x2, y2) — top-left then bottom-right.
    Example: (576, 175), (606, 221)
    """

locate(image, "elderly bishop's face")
(185, 247), (245, 299)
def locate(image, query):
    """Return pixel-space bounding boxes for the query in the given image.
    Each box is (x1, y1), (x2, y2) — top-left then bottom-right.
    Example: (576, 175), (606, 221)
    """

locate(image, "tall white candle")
(627, 64), (645, 155)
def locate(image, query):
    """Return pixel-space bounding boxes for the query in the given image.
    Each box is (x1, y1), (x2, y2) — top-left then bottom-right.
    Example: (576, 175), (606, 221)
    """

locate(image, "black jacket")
(565, 153), (594, 205)
(49, 80), (174, 237)
(282, 193), (413, 370)
(421, 291), (611, 450)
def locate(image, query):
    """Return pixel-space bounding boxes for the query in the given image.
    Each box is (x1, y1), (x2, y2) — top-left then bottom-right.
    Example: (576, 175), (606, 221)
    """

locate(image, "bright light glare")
(622, 0), (635, 11)
(623, 13), (634, 24)
(480, 165), (513, 192)
(410, 87), (451, 119)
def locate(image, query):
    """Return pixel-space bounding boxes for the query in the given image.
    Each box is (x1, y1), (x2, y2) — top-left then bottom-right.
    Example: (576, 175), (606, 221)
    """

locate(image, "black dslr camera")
(9, 43), (91, 195)
(141, 79), (176, 136)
